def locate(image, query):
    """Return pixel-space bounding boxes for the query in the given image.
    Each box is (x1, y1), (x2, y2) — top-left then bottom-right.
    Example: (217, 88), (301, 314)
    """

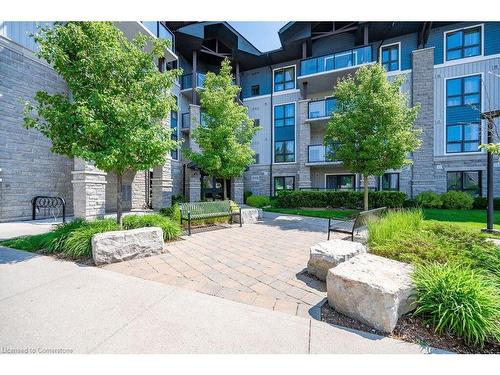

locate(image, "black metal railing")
(299, 45), (373, 76)
(300, 187), (379, 192)
(32, 196), (66, 223)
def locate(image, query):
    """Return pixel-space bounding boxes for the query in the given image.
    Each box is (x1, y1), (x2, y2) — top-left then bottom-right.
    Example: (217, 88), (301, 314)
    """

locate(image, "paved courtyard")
(103, 212), (353, 318)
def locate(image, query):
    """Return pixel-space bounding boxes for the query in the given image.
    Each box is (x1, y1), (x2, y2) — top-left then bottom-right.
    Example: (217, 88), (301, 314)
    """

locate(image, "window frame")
(378, 173), (400, 191)
(273, 65), (296, 93)
(446, 170), (482, 196)
(379, 42), (401, 72)
(274, 176), (295, 195)
(251, 84), (260, 97)
(170, 96), (179, 160)
(445, 74), (482, 154)
(325, 174), (356, 191)
(273, 102), (296, 164)
(444, 24), (483, 63)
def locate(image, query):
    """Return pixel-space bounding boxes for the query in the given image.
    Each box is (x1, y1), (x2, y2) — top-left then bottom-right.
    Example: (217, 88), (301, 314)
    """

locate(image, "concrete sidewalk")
(0, 247), (447, 354)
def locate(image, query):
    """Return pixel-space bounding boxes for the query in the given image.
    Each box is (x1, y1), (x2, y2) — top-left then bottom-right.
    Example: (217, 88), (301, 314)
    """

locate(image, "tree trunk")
(116, 173), (123, 227)
(363, 175), (369, 211)
(223, 179), (228, 200)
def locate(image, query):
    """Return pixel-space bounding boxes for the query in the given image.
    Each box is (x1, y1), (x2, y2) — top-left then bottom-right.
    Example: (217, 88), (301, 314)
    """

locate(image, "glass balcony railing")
(141, 21), (174, 51)
(308, 144), (337, 163)
(299, 45), (372, 77)
(180, 73), (206, 90)
(308, 97), (336, 119)
(181, 113), (190, 129)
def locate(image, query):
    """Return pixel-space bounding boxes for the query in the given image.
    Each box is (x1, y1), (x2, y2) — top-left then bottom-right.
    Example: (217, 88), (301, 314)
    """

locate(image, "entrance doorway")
(201, 175), (231, 201)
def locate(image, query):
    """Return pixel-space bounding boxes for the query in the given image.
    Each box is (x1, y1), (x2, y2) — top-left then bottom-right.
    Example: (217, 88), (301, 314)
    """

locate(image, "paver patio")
(103, 212), (355, 318)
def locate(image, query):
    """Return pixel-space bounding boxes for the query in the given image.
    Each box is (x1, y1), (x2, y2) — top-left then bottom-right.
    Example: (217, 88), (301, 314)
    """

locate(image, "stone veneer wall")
(105, 170), (146, 212)
(0, 37), (74, 222)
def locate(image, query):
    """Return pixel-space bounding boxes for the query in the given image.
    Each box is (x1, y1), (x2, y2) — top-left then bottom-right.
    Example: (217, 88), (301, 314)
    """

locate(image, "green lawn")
(263, 207), (359, 219)
(422, 208), (500, 232)
(263, 207), (500, 235)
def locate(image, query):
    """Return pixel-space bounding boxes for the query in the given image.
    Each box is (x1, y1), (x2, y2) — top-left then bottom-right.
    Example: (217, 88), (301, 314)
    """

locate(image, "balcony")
(307, 144), (340, 165)
(297, 45), (374, 95)
(307, 97), (336, 122)
(114, 22), (177, 62)
(180, 73), (206, 91)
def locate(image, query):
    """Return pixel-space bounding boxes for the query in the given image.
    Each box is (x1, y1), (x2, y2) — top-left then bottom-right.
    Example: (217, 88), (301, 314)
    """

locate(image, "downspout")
(267, 53), (274, 197)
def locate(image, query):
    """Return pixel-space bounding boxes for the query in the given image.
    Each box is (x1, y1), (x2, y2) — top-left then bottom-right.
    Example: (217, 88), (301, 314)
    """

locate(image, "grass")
(263, 207), (359, 219)
(422, 208), (500, 233)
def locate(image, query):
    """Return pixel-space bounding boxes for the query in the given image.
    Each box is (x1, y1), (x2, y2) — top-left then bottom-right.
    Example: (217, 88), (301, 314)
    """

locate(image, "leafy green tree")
(325, 64), (422, 210)
(23, 22), (180, 224)
(186, 58), (259, 199)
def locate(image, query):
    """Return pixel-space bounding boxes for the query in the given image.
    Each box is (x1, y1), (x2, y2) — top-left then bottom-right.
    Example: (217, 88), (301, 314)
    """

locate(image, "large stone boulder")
(92, 227), (164, 266)
(327, 253), (415, 333)
(307, 239), (366, 281)
(233, 207), (262, 224)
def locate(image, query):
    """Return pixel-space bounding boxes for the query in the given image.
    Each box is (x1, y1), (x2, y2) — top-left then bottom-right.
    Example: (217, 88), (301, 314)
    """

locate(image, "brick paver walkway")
(103, 212), (351, 318)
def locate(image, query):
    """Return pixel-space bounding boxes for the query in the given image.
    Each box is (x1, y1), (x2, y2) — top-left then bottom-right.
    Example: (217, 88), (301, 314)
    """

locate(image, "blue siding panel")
(484, 22), (500, 56)
(240, 66), (272, 99)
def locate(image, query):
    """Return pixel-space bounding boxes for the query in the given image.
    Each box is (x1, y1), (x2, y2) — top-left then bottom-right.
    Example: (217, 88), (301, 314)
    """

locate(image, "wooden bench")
(327, 207), (387, 241)
(180, 201), (242, 235)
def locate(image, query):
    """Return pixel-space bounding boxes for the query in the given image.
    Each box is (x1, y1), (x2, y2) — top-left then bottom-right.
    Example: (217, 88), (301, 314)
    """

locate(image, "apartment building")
(1, 21), (499, 222)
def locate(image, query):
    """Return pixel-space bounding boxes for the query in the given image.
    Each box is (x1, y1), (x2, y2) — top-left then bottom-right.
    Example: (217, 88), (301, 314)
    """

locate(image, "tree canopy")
(325, 64), (422, 209)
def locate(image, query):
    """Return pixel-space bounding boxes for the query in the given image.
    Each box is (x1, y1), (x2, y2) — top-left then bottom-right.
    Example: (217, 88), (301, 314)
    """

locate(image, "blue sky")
(228, 22), (287, 52)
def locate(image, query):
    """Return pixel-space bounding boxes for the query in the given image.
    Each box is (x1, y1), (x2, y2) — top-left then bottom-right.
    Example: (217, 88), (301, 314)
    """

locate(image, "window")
(381, 44), (399, 72)
(274, 176), (295, 195)
(379, 173), (399, 191)
(447, 171), (482, 196)
(446, 75), (481, 153)
(253, 119), (260, 128)
(274, 103), (295, 163)
(446, 26), (481, 61)
(254, 154), (260, 164)
(251, 85), (260, 96)
(326, 175), (355, 190)
(274, 66), (295, 92)
(171, 97), (178, 159)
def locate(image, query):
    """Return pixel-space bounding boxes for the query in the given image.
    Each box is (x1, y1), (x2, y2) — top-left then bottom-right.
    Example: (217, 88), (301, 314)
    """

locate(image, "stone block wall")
(0, 37), (74, 222)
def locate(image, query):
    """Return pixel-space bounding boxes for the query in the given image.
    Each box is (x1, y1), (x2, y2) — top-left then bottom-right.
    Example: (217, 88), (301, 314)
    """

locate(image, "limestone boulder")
(233, 207), (262, 224)
(307, 239), (366, 281)
(92, 227), (164, 266)
(327, 253), (415, 333)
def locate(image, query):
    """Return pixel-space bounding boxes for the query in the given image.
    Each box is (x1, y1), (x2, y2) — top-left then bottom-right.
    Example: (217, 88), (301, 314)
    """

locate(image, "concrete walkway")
(0, 247), (446, 354)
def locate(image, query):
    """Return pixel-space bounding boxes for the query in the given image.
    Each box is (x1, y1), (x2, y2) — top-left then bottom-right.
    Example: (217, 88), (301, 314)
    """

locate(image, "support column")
(189, 104), (201, 152)
(71, 158), (106, 219)
(298, 99), (312, 189)
(192, 50), (198, 104)
(151, 158), (173, 209)
(411, 47), (435, 197)
(230, 177), (244, 204)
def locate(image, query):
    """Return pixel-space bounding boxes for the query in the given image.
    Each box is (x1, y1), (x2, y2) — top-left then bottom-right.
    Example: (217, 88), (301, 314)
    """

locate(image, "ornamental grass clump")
(413, 263), (500, 347)
(63, 219), (119, 258)
(122, 214), (181, 241)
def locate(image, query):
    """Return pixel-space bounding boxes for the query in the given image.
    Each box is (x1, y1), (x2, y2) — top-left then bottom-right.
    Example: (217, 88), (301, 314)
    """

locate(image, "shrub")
(440, 191), (474, 210)
(403, 199), (417, 208)
(273, 190), (406, 209)
(0, 232), (58, 252)
(413, 263), (500, 347)
(64, 219), (119, 258)
(159, 203), (181, 223)
(172, 194), (187, 205)
(415, 191), (442, 208)
(247, 195), (271, 208)
(243, 190), (253, 204)
(473, 196), (500, 210)
(122, 214), (182, 241)
(47, 219), (88, 253)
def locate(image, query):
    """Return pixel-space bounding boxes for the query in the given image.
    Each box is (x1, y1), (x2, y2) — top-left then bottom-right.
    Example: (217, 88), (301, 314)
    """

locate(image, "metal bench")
(327, 207), (387, 241)
(180, 200), (242, 235)
(32, 195), (66, 223)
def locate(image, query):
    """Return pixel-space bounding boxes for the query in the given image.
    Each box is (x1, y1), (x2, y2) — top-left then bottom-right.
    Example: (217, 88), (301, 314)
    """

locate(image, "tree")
(185, 58), (260, 200)
(325, 64), (422, 210)
(23, 22), (180, 225)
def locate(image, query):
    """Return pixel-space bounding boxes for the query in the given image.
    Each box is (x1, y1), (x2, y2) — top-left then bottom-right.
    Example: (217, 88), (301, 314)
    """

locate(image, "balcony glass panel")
(181, 73), (206, 90)
(300, 45), (372, 76)
(308, 144), (336, 163)
(181, 113), (190, 129)
(308, 98), (336, 119)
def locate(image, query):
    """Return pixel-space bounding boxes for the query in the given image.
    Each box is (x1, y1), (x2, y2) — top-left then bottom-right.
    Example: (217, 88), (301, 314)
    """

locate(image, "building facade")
(1, 21), (499, 222)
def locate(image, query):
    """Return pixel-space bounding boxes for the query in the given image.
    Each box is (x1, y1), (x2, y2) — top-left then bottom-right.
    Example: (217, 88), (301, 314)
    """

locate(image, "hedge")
(273, 190), (407, 209)
(473, 196), (500, 210)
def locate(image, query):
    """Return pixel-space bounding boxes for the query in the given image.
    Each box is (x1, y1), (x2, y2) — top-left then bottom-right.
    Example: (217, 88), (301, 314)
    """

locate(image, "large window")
(274, 66), (295, 92)
(446, 75), (481, 153)
(379, 173), (399, 191)
(381, 44), (399, 72)
(445, 26), (481, 61)
(326, 175), (355, 190)
(447, 171), (482, 196)
(171, 97), (178, 160)
(274, 103), (295, 163)
(274, 176), (295, 195)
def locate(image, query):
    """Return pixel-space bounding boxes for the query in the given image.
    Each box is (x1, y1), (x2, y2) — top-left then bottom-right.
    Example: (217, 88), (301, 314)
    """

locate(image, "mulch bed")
(321, 302), (500, 354)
